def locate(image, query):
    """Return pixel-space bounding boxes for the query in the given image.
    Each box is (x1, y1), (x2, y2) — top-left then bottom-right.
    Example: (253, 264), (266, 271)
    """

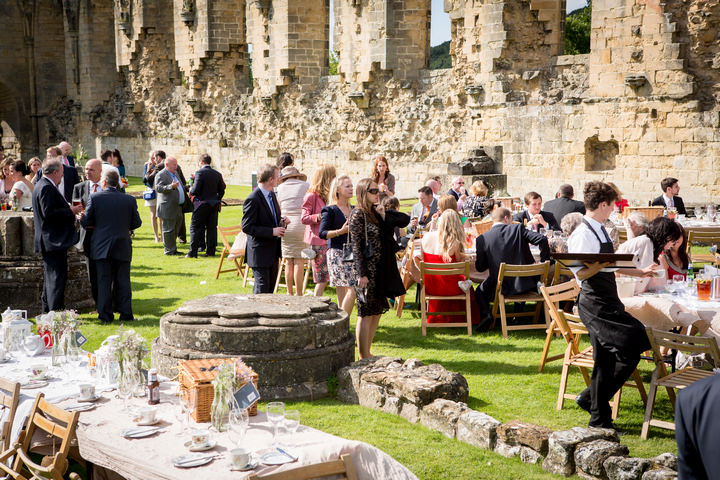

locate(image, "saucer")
(30, 373), (48, 381)
(121, 426), (162, 438)
(260, 450), (296, 466)
(21, 380), (48, 389)
(171, 453), (215, 468)
(134, 417), (160, 426)
(184, 440), (217, 452)
(77, 394), (101, 403)
(229, 460), (258, 471)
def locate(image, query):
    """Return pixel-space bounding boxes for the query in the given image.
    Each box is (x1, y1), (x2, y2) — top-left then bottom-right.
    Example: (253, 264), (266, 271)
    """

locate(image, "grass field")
(75, 178), (680, 479)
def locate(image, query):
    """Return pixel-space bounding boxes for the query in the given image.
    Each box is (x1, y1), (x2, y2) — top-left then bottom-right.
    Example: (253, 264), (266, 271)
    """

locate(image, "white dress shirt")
(567, 215), (616, 284)
(662, 194), (674, 208)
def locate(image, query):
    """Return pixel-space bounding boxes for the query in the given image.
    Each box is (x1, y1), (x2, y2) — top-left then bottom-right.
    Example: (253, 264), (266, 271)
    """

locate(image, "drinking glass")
(228, 408), (249, 446)
(665, 280), (677, 295)
(284, 409), (300, 445)
(180, 390), (198, 431)
(266, 402), (285, 446)
(118, 374), (135, 413)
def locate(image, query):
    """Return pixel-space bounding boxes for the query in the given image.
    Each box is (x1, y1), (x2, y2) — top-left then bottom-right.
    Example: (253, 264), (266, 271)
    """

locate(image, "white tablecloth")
(622, 293), (720, 339)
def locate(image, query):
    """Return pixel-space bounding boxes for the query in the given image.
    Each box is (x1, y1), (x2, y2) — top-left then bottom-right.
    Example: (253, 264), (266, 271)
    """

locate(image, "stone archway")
(0, 81), (22, 158)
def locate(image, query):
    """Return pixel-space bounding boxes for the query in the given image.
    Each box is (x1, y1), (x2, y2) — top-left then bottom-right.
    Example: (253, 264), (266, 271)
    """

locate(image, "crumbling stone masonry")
(1, 0), (718, 202)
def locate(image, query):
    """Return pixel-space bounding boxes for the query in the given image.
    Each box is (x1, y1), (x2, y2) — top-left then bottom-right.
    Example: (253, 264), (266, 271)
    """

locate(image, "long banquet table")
(0, 352), (418, 480)
(621, 293), (720, 340)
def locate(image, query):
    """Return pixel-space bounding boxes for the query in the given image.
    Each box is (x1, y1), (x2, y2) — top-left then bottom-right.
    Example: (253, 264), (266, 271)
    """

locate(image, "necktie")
(669, 197), (674, 208)
(93, 183), (98, 193)
(599, 224), (612, 243)
(267, 192), (277, 224)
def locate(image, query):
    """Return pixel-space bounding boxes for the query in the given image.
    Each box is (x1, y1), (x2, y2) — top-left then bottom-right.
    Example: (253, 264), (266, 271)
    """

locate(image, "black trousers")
(95, 258), (133, 323)
(42, 249), (68, 313)
(189, 204), (218, 256)
(252, 262), (279, 294)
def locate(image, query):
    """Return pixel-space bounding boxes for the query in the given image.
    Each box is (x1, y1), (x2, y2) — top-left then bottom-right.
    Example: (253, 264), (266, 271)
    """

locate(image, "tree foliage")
(329, 51), (339, 75)
(565, 2), (591, 55)
(430, 41), (451, 70)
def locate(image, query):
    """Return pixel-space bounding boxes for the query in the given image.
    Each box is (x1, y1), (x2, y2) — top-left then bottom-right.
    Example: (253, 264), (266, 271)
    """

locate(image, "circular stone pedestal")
(151, 294), (355, 400)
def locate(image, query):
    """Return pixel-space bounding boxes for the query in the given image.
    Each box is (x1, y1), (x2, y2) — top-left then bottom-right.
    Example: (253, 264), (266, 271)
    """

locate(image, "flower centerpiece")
(113, 327), (148, 377)
(37, 310), (81, 365)
(210, 360), (254, 431)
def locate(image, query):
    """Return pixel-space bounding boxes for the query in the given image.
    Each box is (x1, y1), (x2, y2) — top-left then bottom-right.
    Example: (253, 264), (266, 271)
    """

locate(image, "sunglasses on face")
(368, 188), (379, 194)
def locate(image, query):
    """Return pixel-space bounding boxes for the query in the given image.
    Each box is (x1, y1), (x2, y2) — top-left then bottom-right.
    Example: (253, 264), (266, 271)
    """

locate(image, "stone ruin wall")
(1, 0), (719, 203)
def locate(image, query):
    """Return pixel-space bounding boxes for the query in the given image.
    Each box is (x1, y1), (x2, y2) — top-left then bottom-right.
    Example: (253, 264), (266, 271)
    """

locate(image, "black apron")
(577, 220), (650, 356)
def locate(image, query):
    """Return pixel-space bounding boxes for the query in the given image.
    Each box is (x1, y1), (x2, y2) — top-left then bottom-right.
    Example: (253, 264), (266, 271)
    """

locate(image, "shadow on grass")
(374, 325), (539, 353)
(133, 296), (181, 317)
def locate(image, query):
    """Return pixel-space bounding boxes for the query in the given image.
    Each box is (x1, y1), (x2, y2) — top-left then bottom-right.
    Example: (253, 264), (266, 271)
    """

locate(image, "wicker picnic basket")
(178, 358), (259, 422)
(623, 206), (665, 220)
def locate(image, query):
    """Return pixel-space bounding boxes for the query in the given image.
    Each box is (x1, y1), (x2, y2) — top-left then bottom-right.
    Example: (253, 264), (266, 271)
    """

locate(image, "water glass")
(266, 402), (285, 446)
(284, 409), (300, 444)
(228, 408), (249, 446)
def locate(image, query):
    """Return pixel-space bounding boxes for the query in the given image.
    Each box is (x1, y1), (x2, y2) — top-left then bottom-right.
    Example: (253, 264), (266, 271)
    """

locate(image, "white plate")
(172, 453), (215, 468)
(77, 395), (101, 403)
(121, 426), (161, 438)
(186, 439), (217, 452)
(260, 450), (296, 466)
(64, 403), (96, 412)
(229, 460), (258, 471)
(21, 380), (48, 389)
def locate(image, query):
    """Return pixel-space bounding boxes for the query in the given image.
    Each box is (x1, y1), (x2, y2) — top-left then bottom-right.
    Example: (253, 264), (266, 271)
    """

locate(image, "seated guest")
(447, 176), (467, 210)
(651, 177), (686, 215)
(416, 210), (481, 325)
(617, 212), (653, 267)
(543, 184), (585, 223)
(607, 182), (628, 213)
(474, 207), (550, 321)
(480, 198), (501, 222)
(407, 186), (437, 236)
(513, 191), (561, 231)
(644, 217), (687, 280)
(425, 177), (442, 200)
(428, 194), (458, 231)
(8, 160), (33, 210)
(561, 212), (584, 237)
(461, 180), (489, 219)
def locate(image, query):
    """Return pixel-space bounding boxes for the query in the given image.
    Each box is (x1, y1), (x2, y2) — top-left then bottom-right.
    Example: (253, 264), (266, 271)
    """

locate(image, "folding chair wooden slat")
(493, 261), (551, 338)
(396, 234), (421, 317)
(420, 260), (473, 336)
(215, 225), (250, 284)
(0, 377), (20, 453)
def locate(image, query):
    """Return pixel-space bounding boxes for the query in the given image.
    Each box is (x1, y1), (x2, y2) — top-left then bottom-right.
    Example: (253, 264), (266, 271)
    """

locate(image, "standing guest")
(320, 175), (356, 314)
(425, 177), (442, 200)
(474, 207), (550, 325)
(58, 141), (75, 167)
(142, 150), (161, 243)
(302, 165), (336, 297)
(513, 191), (561, 231)
(645, 217), (687, 279)
(32, 158), (82, 312)
(276, 152), (294, 169)
(35, 147), (81, 202)
(46, 145), (62, 160)
(543, 184), (586, 223)
(242, 164), (290, 294)
(0, 158), (12, 201)
(155, 157), (187, 256)
(381, 196), (404, 246)
(276, 166), (310, 296)
(80, 170), (141, 323)
(371, 155), (395, 201)
(568, 181), (655, 429)
(187, 154), (225, 258)
(350, 178), (408, 359)
(99, 150), (121, 178)
(407, 186), (438, 237)
(27, 157), (42, 183)
(675, 375), (720, 480)
(144, 150), (189, 244)
(651, 177), (686, 215)
(8, 160), (33, 210)
(462, 180), (489, 218)
(606, 182), (628, 213)
(447, 177), (467, 211)
(72, 159), (103, 306)
(111, 149), (127, 192)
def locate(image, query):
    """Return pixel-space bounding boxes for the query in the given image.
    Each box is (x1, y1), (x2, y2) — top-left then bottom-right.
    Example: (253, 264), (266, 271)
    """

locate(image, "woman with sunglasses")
(349, 178), (409, 359)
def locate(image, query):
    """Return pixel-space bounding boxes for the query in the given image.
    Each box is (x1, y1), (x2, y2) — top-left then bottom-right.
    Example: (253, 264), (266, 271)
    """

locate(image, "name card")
(75, 331), (88, 347)
(234, 382), (261, 409)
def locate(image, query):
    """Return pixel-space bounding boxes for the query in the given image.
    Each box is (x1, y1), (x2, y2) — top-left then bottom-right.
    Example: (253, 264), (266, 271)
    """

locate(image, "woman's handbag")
(343, 210), (375, 263)
(142, 189), (156, 200)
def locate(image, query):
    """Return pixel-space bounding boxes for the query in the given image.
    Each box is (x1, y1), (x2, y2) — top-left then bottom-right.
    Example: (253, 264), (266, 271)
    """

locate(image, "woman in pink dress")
(302, 165), (336, 296)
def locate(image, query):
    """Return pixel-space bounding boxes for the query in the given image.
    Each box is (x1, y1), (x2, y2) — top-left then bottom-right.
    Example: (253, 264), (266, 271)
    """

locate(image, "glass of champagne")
(181, 390), (198, 431)
(266, 402), (285, 446)
(284, 409), (300, 446)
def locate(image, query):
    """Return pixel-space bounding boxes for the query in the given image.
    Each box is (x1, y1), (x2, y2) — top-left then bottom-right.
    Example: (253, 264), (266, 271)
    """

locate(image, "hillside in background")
(430, 41), (451, 70)
(565, 2), (591, 55)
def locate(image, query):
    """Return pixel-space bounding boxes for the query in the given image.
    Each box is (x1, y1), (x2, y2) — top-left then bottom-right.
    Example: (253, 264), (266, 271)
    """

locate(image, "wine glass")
(228, 408), (249, 446)
(284, 409), (300, 446)
(266, 402), (285, 446)
(118, 372), (135, 413)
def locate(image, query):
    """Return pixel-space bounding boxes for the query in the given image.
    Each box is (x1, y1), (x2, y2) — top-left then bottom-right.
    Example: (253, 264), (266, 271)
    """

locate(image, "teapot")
(23, 335), (45, 357)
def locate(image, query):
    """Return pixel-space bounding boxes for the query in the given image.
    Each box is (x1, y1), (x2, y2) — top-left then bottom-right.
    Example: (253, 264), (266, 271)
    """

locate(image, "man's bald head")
(425, 179), (440, 195)
(58, 142), (72, 156)
(165, 157), (178, 173)
(492, 207), (512, 224)
(85, 159), (102, 183)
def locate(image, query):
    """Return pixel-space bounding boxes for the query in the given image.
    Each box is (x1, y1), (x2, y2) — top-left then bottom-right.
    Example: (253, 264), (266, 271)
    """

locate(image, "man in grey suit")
(155, 157), (187, 255)
(400, 186), (438, 247)
(72, 159), (103, 305)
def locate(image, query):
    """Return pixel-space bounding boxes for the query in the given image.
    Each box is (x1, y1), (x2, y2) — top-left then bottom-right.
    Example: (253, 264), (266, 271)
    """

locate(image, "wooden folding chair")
(541, 281), (647, 419)
(686, 228), (720, 266)
(419, 261), (473, 336)
(471, 220), (492, 236)
(395, 233), (421, 317)
(247, 453), (357, 480)
(538, 277), (579, 373)
(0, 393), (81, 480)
(492, 261), (551, 338)
(216, 225), (251, 285)
(0, 377), (20, 453)
(274, 258), (311, 295)
(640, 328), (720, 439)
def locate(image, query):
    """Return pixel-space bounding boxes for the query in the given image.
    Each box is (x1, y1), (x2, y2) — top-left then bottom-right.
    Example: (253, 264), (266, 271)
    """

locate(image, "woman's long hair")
(308, 165), (336, 204)
(328, 175), (351, 206)
(438, 210), (464, 262)
(666, 229), (689, 269)
(371, 156), (390, 183)
(355, 178), (378, 224)
(646, 217), (684, 263)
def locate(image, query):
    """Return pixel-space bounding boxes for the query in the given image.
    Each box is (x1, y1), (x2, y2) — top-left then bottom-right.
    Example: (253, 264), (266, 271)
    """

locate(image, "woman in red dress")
(416, 210), (481, 324)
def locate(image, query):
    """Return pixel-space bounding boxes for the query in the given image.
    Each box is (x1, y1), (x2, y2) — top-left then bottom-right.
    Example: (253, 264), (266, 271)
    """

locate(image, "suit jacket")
(72, 180), (101, 253)
(80, 188), (141, 261)
(676, 374), (720, 480)
(542, 197), (586, 223)
(475, 223), (550, 297)
(155, 168), (187, 219)
(145, 161), (187, 189)
(512, 209), (561, 231)
(32, 176), (78, 253)
(190, 165), (225, 210)
(448, 188), (460, 200)
(408, 198), (438, 233)
(33, 165), (81, 203)
(241, 187), (282, 268)
(63, 155), (75, 168)
(651, 195), (686, 215)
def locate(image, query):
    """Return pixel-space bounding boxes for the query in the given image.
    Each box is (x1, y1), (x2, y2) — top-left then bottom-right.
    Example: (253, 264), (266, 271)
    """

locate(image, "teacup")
(78, 383), (95, 400)
(31, 364), (48, 379)
(190, 428), (210, 447)
(138, 406), (157, 424)
(230, 448), (251, 468)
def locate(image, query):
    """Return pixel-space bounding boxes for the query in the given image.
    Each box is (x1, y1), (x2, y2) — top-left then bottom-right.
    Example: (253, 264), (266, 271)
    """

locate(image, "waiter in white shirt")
(567, 181), (655, 429)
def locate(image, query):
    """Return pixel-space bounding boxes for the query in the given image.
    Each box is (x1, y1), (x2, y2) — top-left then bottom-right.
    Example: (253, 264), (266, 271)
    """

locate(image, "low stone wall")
(338, 357), (678, 480)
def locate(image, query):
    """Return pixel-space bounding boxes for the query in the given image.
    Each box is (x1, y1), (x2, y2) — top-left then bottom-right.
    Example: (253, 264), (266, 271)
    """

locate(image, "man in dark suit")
(475, 207), (550, 320)
(72, 159), (103, 305)
(513, 191), (561, 231)
(676, 374), (720, 480)
(145, 150), (189, 243)
(543, 184), (586, 224)
(447, 176), (467, 206)
(58, 141), (76, 167)
(242, 164), (290, 294)
(80, 170), (142, 323)
(32, 158), (83, 312)
(187, 154), (225, 258)
(651, 177), (686, 215)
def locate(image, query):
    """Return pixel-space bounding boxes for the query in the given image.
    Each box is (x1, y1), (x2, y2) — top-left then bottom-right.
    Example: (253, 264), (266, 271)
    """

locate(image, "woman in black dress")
(350, 178), (409, 359)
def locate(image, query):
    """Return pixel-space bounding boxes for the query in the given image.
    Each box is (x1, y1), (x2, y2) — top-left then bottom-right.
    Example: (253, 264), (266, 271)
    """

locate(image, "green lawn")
(75, 177), (678, 480)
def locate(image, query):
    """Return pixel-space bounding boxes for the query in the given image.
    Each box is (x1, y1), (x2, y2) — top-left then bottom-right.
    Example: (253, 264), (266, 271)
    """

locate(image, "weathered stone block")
(419, 399), (468, 438)
(544, 427), (620, 476)
(650, 453), (677, 471)
(641, 468), (678, 480)
(494, 438), (521, 458)
(456, 410), (501, 450)
(604, 456), (652, 480)
(496, 420), (553, 456)
(575, 440), (629, 480)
